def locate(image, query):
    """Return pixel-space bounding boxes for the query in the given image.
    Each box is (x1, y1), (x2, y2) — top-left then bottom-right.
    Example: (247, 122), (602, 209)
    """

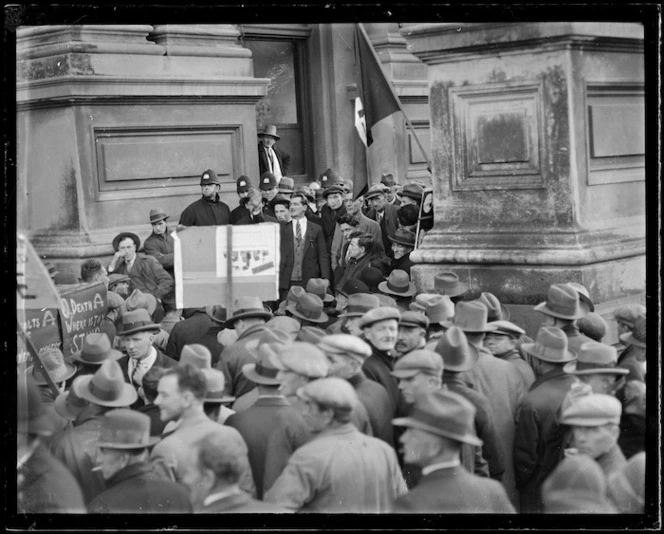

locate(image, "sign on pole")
(58, 282), (108, 360)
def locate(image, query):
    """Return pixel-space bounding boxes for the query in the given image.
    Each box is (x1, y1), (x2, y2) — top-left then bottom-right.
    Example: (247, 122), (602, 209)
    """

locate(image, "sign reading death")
(58, 281), (108, 359)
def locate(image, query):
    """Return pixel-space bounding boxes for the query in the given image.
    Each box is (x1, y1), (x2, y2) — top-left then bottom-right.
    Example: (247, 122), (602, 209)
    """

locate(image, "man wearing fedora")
(150, 364), (256, 496)
(87, 409), (191, 513)
(107, 231), (175, 319)
(285, 292), (330, 329)
(365, 184), (400, 258)
(279, 194), (330, 302)
(118, 289), (170, 351)
(72, 332), (124, 378)
(397, 183), (424, 208)
(179, 169), (232, 227)
(264, 377), (406, 512)
(391, 389), (515, 513)
(617, 312), (646, 383)
(434, 327), (506, 482)
(49, 360), (138, 504)
(333, 293), (381, 337)
(257, 124), (290, 179)
(388, 228), (416, 276)
(201, 367), (236, 425)
(116, 309), (178, 408)
(434, 271), (469, 303)
(395, 311), (429, 358)
(143, 208), (175, 279)
(485, 320), (536, 391)
(378, 269), (417, 311)
(17, 375), (86, 513)
(513, 326), (578, 513)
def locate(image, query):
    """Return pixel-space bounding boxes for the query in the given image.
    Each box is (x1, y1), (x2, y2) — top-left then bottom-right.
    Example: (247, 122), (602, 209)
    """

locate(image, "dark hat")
(200, 169), (221, 186)
(71, 332), (123, 365)
(435, 326), (474, 372)
(236, 175), (252, 195)
(337, 279), (370, 298)
(322, 184), (345, 198)
(108, 273), (131, 289)
(278, 177), (295, 194)
(392, 349), (444, 379)
(319, 168), (342, 188)
(73, 360), (138, 408)
(270, 342), (330, 378)
(397, 203), (420, 227)
(205, 305), (227, 324)
(410, 293), (454, 324)
(619, 314), (646, 348)
(563, 341), (629, 376)
(359, 267), (385, 292)
(179, 344), (212, 369)
(559, 393), (622, 426)
(54, 385), (89, 422)
(380, 173), (396, 187)
(259, 172), (278, 191)
(521, 326), (577, 363)
(393, 389), (482, 446)
(339, 293), (381, 318)
(306, 278), (335, 304)
(358, 307), (400, 329)
(476, 292), (510, 322)
(534, 283), (587, 320)
(296, 326), (328, 344)
(121, 289), (157, 317)
(149, 208), (169, 224)
(577, 312), (608, 342)
(112, 232), (140, 252)
(117, 309), (161, 337)
(378, 269), (417, 297)
(29, 347), (77, 386)
(18, 375), (60, 436)
(97, 409), (159, 449)
(440, 301), (497, 333)
(388, 228), (416, 248)
(399, 310), (430, 329)
(487, 320), (525, 338)
(268, 194), (291, 210)
(258, 124), (280, 140)
(287, 293), (329, 324)
(434, 271), (468, 298)
(201, 368), (235, 404)
(364, 183), (390, 200)
(400, 183), (424, 203)
(242, 343), (283, 386)
(297, 377), (357, 412)
(225, 296), (273, 329)
(567, 282), (595, 313)
(318, 334), (372, 363)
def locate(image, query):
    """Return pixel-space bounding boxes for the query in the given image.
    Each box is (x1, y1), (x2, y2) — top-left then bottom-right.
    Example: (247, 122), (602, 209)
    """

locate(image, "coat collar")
(530, 366), (571, 391)
(368, 344), (396, 370)
(105, 462), (152, 487)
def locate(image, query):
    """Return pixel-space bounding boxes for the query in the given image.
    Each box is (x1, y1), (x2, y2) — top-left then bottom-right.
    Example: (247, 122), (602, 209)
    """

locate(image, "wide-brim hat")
(149, 209), (169, 224)
(339, 293), (381, 318)
(121, 289), (157, 317)
(28, 348), (77, 385)
(108, 273), (131, 289)
(434, 271), (468, 298)
(521, 326), (577, 363)
(400, 183), (424, 203)
(242, 343), (283, 386)
(72, 332), (124, 365)
(477, 292), (511, 322)
(440, 301), (497, 333)
(54, 388), (89, 422)
(278, 177), (295, 194)
(278, 286), (307, 314)
(287, 293), (329, 324)
(117, 309), (161, 336)
(205, 305), (227, 324)
(563, 340), (629, 376)
(378, 270), (417, 298)
(97, 409), (160, 449)
(619, 331), (646, 349)
(258, 124), (280, 140)
(225, 297), (273, 329)
(534, 283), (587, 320)
(73, 360), (138, 408)
(563, 360), (629, 376)
(112, 232), (141, 252)
(306, 278), (335, 303)
(202, 368), (237, 403)
(388, 228), (416, 248)
(435, 326), (474, 372)
(364, 184), (390, 200)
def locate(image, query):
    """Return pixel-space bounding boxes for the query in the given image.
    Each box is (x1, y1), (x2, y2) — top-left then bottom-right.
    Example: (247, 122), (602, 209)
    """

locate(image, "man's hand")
(108, 250), (125, 271)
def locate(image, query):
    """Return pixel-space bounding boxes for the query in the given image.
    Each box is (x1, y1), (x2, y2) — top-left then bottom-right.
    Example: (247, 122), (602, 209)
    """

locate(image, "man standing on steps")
(257, 125), (290, 179)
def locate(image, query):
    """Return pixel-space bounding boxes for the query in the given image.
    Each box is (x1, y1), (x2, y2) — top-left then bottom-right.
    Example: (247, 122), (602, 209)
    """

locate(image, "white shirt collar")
(202, 486), (243, 507)
(132, 345), (157, 372)
(292, 216), (307, 236)
(421, 457), (461, 476)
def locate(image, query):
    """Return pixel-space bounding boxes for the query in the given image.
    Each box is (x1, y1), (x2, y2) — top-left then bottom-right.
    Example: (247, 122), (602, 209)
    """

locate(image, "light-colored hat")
(225, 296), (273, 329)
(607, 452), (645, 514)
(73, 360), (138, 408)
(434, 326), (474, 372)
(577, 312), (608, 342)
(434, 271), (468, 298)
(375, 294), (398, 308)
(521, 326), (577, 363)
(28, 347), (77, 385)
(278, 176), (295, 194)
(242, 344), (282, 386)
(121, 289), (157, 317)
(296, 377), (358, 412)
(440, 301), (497, 333)
(399, 311), (430, 330)
(619, 314), (646, 349)
(359, 306), (400, 329)
(560, 393), (622, 426)
(476, 292), (510, 322)
(318, 334), (372, 363)
(245, 328), (292, 360)
(97, 409), (159, 449)
(295, 326), (327, 344)
(54, 382), (89, 422)
(287, 293), (329, 324)
(106, 291), (125, 311)
(306, 278), (335, 304)
(269, 342), (329, 378)
(534, 283), (587, 320)
(364, 183), (390, 200)
(149, 208), (169, 224)
(266, 316), (301, 337)
(71, 332), (123, 365)
(567, 282), (595, 313)
(278, 286), (307, 314)
(339, 293), (381, 318)
(179, 344), (212, 369)
(258, 124), (280, 140)
(563, 341), (629, 376)
(117, 309), (161, 337)
(202, 368), (235, 404)
(378, 270), (417, 297)
(393, 389), (482, 446)
(391, 350), (444, 378)
(487, 320), (525, 338)
(410, 293), (454, 324)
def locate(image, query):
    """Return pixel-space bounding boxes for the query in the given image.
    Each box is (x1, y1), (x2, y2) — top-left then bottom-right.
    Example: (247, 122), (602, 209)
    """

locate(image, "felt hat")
(566, 282), (595, 313)
(397, 204), (420, 227)
(269, 342), (330, 378)
(613, 304), (646, 330)
(476, 292), (510, 322)
(318, 334), (372, 364)
(364, 183), (390, 200)
(18, 375), (60, 436)
(399, 310), (430, 330)
(29, 347), (77, 385)
(245, 328), (292, 360)
(400, 183), (424, 203)
(266, 316), (301, 338)
(106, 291), (125, 311)
(487, 320), (525, 338)
(179, 344), (212, 369)
(434, 326), (474, 372)
(287, 293), (329, 324)
(388, 228), (416, 248)
(607, 452), (645, 514)
(391, 349), (444, 379)
(268, 194), (291, 210)
(359, 267), (385, 292)
(434, 271), (468, 298)
(440, 301), (497, 333)
(242, 344), (282, 386)
(278, 177), (295, 194)
(410, 293), (455, 324)
(358, 306), (401, 329)
(201, 368), (235, 404)
(378, 269), (417, 297)
(236, 175), (252, 195)
(563, 341), (629, 376)
(225, 296), (273, 329)
(319, 168), (342, 188)
(73, 360), (138, 408)
(559, 393), (622, 426)
(619, 314), (646, 349)
(521, 326), (577, 363)
(576, 312), (607, 342)
(258, 124), (280, 140)
(149, 208), (169, 224)
(306, 278), (335, 303)
(322, 184), (345, 198)
(393, 389), (482, 446)
(380, 173), (396, 187)
(71, 332), (123, 365)
(337, 279), (370, 298)
(108, 273), (131, 289)
(112, 232), (140, 252)
(117, 309), (161, 337)
(97, 409), (159, 449)
(375, 294), (398, 309)
(205, 305), (227, 324)
(200, 169), (221, 186)
(278, 286), (307, 314)
(259, 172), (278, 190)
(297, 377), (357, 412)
(54, 383), (89, 422)
(295, 326), (328, 344)
(294, 185), (314, 204)
(534, 283), (587, 320)
(121, 289), (157, 317)
(339, 293), (381, 318)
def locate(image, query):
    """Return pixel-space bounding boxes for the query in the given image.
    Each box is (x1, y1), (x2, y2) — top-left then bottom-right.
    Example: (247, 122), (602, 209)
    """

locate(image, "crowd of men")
(18, 125), (647, 515)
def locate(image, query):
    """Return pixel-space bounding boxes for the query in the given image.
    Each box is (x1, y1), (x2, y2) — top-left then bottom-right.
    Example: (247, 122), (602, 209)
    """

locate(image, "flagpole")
(357, 23), (433, 174)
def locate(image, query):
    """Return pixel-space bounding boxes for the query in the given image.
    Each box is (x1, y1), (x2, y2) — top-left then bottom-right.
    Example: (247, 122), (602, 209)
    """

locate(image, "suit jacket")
(279, 219), (330, 290)
(88, 462), (192, 513)
(320, 203), (347, 253)
(164, 310), (214, 360)
(392, 465), (516, 513)
(367, 204), (400, 258)
(198, 490), (288, 513)
(258, 143), (290, 177)
(111, 254), (174, 304)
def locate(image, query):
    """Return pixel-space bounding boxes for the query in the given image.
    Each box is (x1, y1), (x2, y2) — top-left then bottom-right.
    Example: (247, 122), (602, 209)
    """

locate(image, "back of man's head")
(163, 364), (207, 402)
(81, 259), (104, 283)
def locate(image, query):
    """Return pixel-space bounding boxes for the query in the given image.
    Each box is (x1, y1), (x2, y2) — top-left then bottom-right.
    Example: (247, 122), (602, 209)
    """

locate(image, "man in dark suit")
(279, 194), (330, 302)
(365, 184), (400, 259)
(179, 169), (232, 227)
(257, 124), (290, 179)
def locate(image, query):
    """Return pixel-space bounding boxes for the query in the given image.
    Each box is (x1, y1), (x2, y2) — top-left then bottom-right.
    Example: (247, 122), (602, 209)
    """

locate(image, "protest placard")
(58, 281), (108, 360)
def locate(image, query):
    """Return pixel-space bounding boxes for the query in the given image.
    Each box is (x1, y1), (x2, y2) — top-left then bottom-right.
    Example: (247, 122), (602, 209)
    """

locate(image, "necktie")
(296, 220), (302, 244)
(266, 148), (273, 172)
(132, 360), (144, 387)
